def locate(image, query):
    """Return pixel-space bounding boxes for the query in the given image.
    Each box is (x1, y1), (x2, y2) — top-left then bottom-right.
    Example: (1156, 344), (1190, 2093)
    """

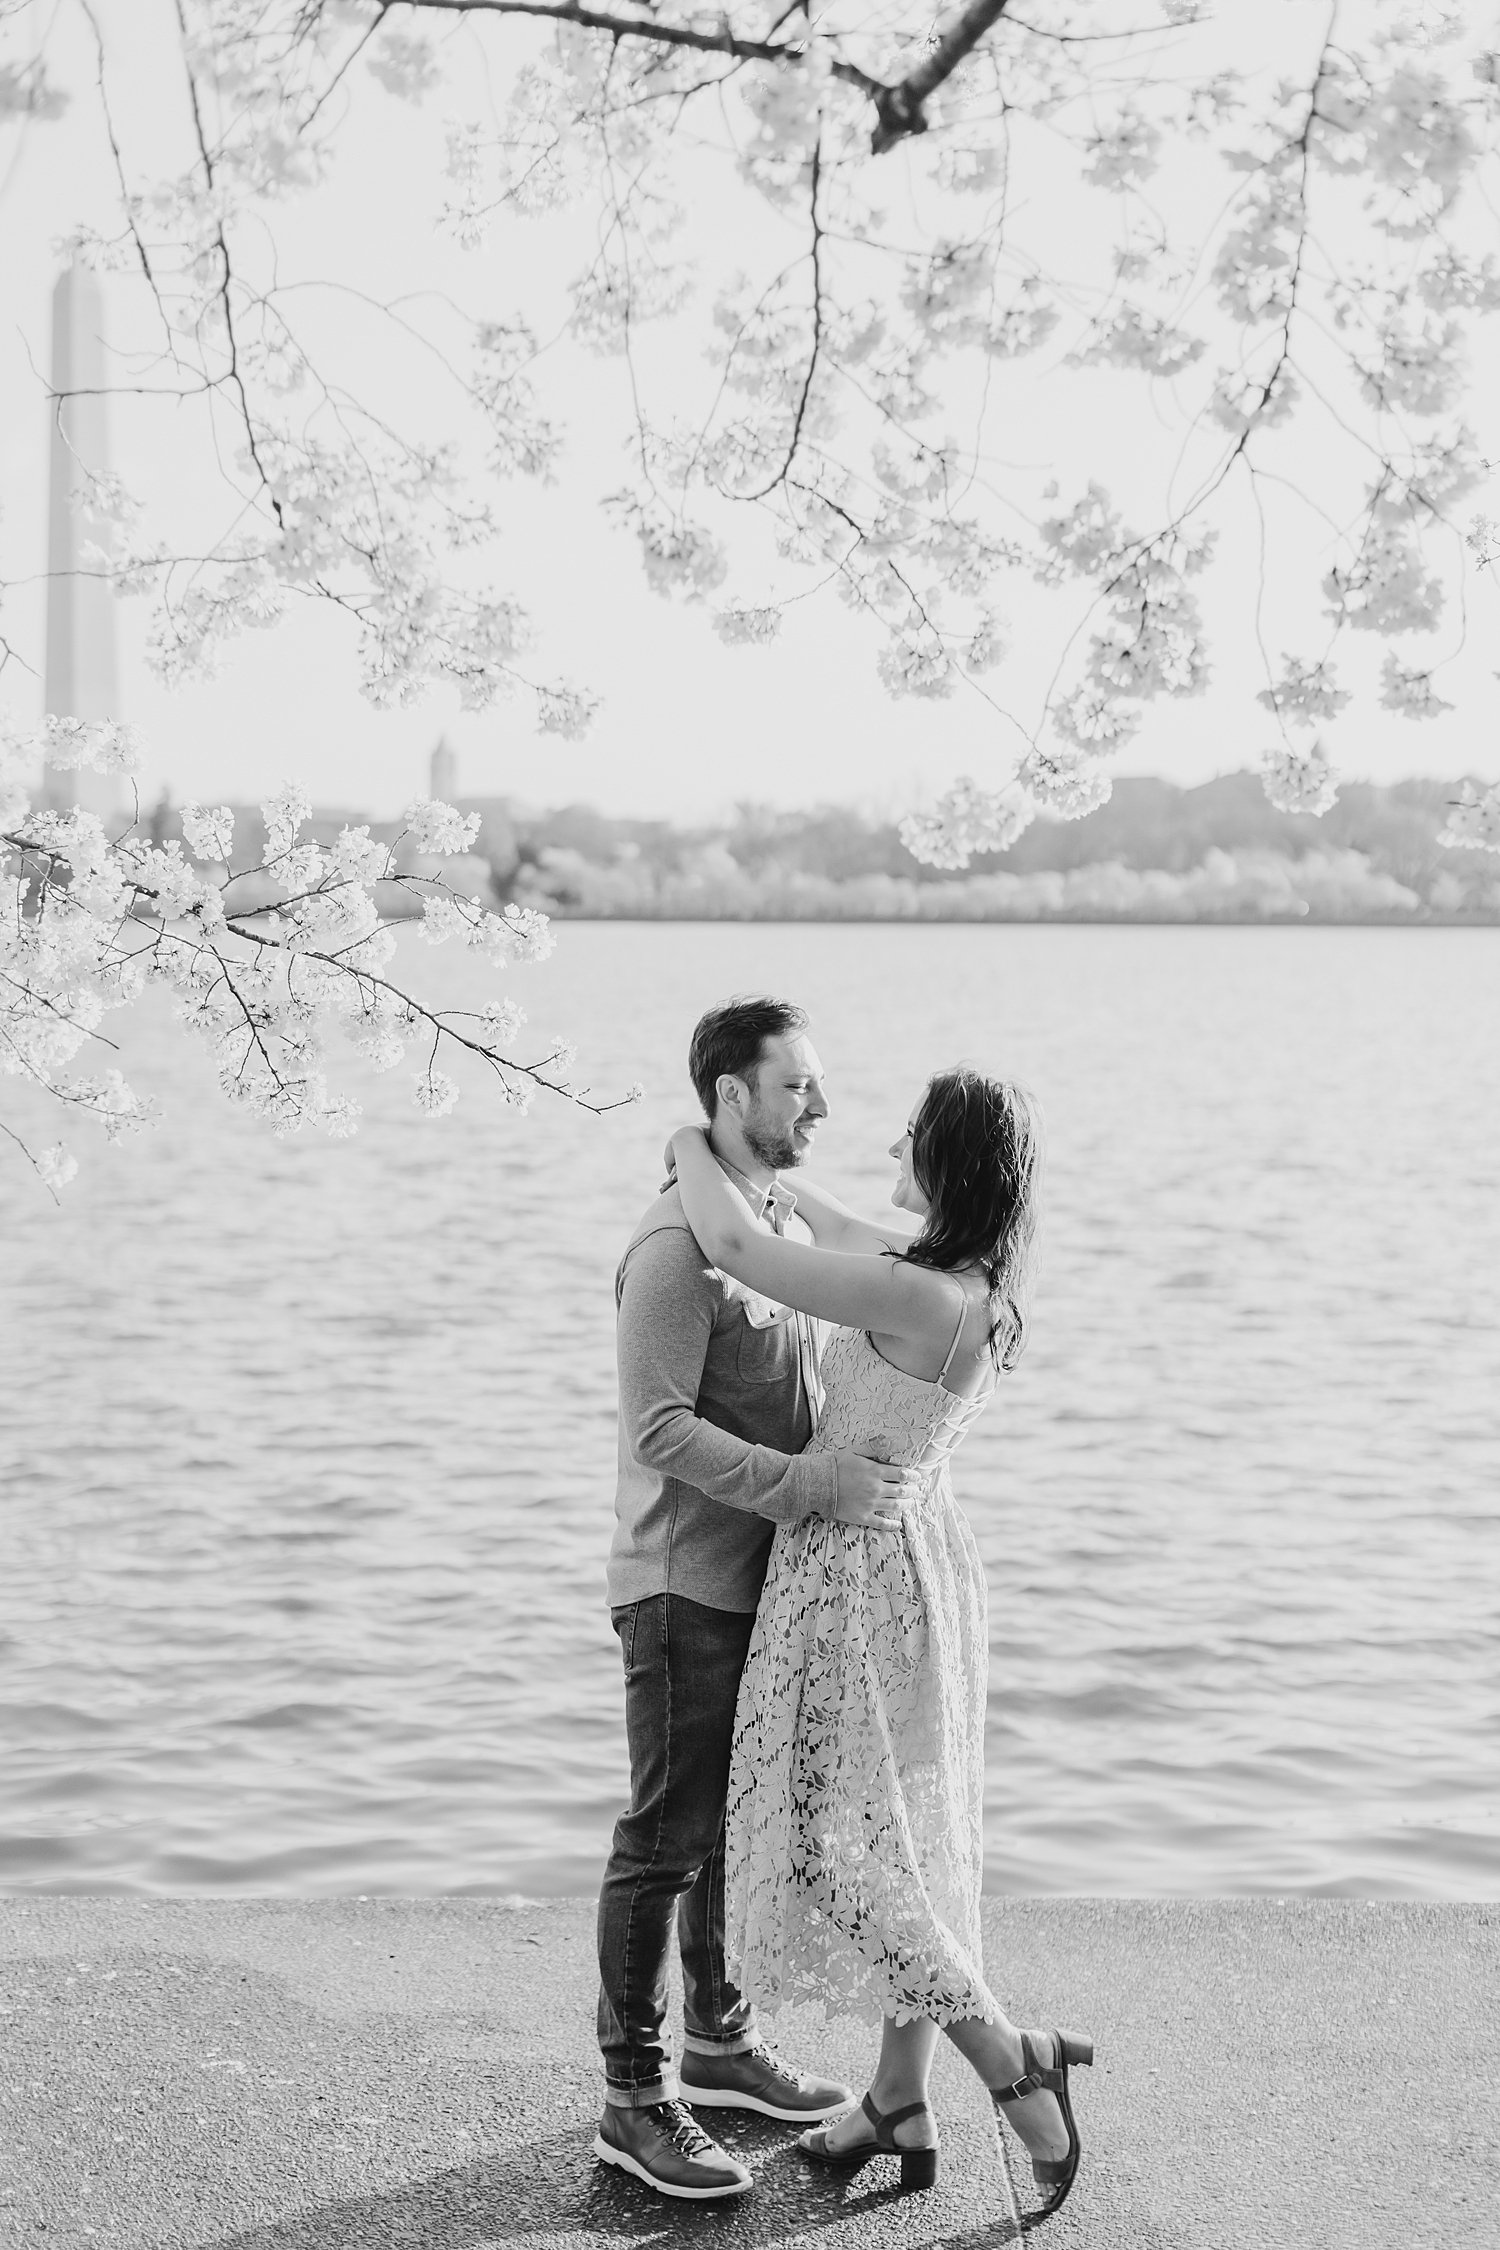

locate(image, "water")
(3, 923), (1499, 1900)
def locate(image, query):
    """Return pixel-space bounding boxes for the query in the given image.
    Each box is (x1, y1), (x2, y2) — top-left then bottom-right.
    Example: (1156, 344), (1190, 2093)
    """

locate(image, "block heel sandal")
(990, 2028), (1093, 2229)
(798, 2091), (939, 2192)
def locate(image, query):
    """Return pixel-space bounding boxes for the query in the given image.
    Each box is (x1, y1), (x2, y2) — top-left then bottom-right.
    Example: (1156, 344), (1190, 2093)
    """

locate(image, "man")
(594, 995), (916, 2200)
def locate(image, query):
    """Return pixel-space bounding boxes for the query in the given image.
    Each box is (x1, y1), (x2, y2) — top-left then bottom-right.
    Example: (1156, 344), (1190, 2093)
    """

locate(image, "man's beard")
(744, 1112), (806, 1171)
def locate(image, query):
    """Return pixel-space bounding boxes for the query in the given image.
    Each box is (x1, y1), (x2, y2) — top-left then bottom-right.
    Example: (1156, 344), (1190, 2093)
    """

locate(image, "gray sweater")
(606, 1181), (839, 1613)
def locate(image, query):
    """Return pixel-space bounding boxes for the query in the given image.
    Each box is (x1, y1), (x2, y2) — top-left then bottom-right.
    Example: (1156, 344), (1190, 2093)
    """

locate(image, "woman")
(668, 1065), (1092, 2229)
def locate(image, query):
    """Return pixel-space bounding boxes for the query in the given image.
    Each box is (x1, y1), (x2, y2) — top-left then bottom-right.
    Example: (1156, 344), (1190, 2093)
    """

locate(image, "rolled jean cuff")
(603, 2071), (678, 2108)
(682, 2028), (758, 2058)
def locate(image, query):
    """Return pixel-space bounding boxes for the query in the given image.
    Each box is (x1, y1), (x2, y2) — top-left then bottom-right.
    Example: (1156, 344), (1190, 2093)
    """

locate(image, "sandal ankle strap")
(991, 2032), (1063, 2105)
(861, 2091), (933, 2149)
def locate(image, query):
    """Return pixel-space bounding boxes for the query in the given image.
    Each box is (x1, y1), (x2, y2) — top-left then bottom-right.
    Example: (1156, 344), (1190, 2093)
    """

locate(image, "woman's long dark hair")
(898, 1066), (1043, 1370)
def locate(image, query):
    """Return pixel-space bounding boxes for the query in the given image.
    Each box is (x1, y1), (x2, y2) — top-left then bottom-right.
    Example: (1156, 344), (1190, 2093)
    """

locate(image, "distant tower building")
(44, 262), (124, 820)
(429, 735), (458, 802)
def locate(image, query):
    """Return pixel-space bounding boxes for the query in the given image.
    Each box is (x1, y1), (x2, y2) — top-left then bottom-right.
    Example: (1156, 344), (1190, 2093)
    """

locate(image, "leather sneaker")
(681, 2041), (854, 2122)
(593, 2099), (753, 2200)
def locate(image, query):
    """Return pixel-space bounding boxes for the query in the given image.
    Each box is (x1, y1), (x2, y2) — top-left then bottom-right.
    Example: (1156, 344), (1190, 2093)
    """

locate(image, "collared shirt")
(606, 1169), (834, 1614)
(710, 1157), (824, 1423)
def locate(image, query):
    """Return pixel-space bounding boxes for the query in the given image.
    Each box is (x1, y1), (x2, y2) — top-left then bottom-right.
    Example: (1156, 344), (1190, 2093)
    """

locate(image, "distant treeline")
(176, 772), (1500, 923)
(498, 772), (1497, 923)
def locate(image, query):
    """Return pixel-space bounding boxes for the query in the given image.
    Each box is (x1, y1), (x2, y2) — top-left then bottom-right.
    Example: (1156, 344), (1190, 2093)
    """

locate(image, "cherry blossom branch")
(169, 0), (286, 526)
(407, 0), (825, 73)
(403, 0), (1022, 150)
(742, 136), (824, 500)
(869, 0), (1017, 153)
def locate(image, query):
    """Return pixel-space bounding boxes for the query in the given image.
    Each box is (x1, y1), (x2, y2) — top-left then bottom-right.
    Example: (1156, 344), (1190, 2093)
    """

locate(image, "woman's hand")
(827, 1441), (922, 1532)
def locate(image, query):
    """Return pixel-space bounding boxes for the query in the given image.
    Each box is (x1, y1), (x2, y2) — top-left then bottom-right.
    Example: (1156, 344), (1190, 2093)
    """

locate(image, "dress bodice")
(807, 1324), (994, 1479)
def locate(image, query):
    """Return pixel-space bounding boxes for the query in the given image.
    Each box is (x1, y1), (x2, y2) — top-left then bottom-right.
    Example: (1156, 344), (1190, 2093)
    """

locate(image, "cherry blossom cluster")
(31, 2), (587, 734)
(4, 0), (1498, 879)
(1439, 782), (1500, 854)
(1, 717), (636, 1193)
(1261, 740), (1340, 819)
(898, 778), (1033, 871)
(425, 0), (1497, 860)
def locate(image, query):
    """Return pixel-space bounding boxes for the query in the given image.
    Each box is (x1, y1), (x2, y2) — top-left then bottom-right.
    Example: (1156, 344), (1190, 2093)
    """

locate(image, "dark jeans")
(596, 1592), (759, 2106)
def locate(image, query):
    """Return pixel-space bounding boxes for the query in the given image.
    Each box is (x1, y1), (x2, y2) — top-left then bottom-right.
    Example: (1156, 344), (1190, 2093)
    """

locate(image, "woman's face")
(888, 1106), (929, 1215)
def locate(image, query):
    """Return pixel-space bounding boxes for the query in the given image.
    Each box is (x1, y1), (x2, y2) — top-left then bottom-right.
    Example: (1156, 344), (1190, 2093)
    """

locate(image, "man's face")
(738, 1032), (829, 1171)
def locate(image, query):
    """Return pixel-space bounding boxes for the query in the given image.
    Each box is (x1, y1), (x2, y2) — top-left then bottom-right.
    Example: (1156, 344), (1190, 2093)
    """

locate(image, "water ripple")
(2, 924), (1498, 1897)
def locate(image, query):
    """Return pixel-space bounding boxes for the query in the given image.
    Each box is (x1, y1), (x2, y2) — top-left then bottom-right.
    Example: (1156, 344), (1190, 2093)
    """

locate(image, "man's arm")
(618, 1225), (837, 1527)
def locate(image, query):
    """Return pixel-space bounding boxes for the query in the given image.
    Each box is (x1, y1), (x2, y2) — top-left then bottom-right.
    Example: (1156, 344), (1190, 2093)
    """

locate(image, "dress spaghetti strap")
(936, 1281), (970, 1386)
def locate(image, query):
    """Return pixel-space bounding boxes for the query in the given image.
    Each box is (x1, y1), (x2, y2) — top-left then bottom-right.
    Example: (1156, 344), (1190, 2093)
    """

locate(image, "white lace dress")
(723, 1317), (1001, 2029)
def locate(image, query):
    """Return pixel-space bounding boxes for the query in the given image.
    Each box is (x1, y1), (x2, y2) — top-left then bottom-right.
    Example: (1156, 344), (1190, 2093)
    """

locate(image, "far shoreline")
(524, 910), (1500, 928)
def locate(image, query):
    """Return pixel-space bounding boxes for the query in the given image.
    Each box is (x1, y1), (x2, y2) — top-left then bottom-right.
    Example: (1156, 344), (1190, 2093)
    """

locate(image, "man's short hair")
(689, 996), (809, 1120)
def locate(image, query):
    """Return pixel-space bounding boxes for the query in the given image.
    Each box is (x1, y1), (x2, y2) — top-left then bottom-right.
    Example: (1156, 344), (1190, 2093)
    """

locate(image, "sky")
(1, 0), (1497, 823)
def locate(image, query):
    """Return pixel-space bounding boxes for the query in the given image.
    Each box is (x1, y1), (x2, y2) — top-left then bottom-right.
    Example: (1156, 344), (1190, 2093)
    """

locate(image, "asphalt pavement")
(1, 1895), (1495, 2249)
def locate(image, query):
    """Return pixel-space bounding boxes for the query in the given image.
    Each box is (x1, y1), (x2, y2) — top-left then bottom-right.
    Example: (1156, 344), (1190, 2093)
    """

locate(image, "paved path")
(1, 1897), (1495, 2249)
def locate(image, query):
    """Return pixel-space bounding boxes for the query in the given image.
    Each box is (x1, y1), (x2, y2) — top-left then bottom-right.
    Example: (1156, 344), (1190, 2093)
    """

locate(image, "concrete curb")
(1, 1896), (1495, 2249)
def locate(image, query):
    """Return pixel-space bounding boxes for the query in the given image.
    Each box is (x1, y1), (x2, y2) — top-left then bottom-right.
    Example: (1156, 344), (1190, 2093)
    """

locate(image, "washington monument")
(44, 261), (124, 821)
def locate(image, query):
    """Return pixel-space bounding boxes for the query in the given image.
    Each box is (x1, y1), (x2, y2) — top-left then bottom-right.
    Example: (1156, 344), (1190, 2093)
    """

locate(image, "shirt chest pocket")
(735, 1306), (797, 1385)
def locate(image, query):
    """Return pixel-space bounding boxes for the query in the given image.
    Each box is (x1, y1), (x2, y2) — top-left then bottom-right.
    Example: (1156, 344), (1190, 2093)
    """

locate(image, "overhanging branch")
(871, 0), (1017, 152)
(401, 0), (1018, 151)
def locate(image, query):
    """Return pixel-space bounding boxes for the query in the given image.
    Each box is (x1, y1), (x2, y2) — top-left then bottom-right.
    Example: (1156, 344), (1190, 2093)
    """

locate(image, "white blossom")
(416, 894), (474, 946)
(1379, 655), (1454, 721)
(1048, 690), (1142, 753)
(1083, 112), (1162, 190)
(1, 711), (587, 1185)
(403, 796), (482, 855)
(1209, 364), (1299, 435)
(1071, 306), (1204, 379)
(900, 777), (1033, 869)
(1037, 486), (1130, 582)
(477, 902), (554, 965)
(1261, 740), (1340, 816)
(366, 30), (441, 102)
(38, 716), (143, 774)
(1416, 249), (1500, 314)
(1464, 515), (1500, 568)
(262, 780), (312, 860)
(1213, 176), (1303, 324)
(1324, 527), (1443, 635)
(330, 825), (393, 882)
(964, 615), (1006, 674)
(413, 1068), (460, 1116)
(1438, 781), (1500, 852)
(1256, 657), (1352, 731)
(120, 838), (223, 923)
(1360, 315), (1464, 417)
(180, 803), (236, 863)
(877, 628), (954, 700)
(35, 1143), (79, 1192)
(616, 502), (728, 603)
(714, 604), (783, 647)
(534, 685), (599, 740)
(1019, 747), (1114, 819)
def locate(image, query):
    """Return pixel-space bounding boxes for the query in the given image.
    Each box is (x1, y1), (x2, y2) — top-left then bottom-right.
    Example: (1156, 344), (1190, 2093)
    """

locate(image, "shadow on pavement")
(202, 2114), (1023, 2248)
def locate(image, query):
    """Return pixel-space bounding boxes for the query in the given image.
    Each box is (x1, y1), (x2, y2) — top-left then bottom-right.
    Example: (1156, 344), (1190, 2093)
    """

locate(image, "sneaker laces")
(649, 2100), (716, 2156)
(746, 2040), (803, 2088)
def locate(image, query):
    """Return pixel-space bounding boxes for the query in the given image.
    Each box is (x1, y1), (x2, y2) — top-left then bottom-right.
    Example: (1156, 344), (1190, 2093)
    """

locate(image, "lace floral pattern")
(724, 1324), (1000, 2028)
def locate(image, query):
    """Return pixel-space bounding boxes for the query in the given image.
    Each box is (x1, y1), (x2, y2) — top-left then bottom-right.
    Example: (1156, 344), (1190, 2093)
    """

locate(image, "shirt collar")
(716, 1153), (798, 1224)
